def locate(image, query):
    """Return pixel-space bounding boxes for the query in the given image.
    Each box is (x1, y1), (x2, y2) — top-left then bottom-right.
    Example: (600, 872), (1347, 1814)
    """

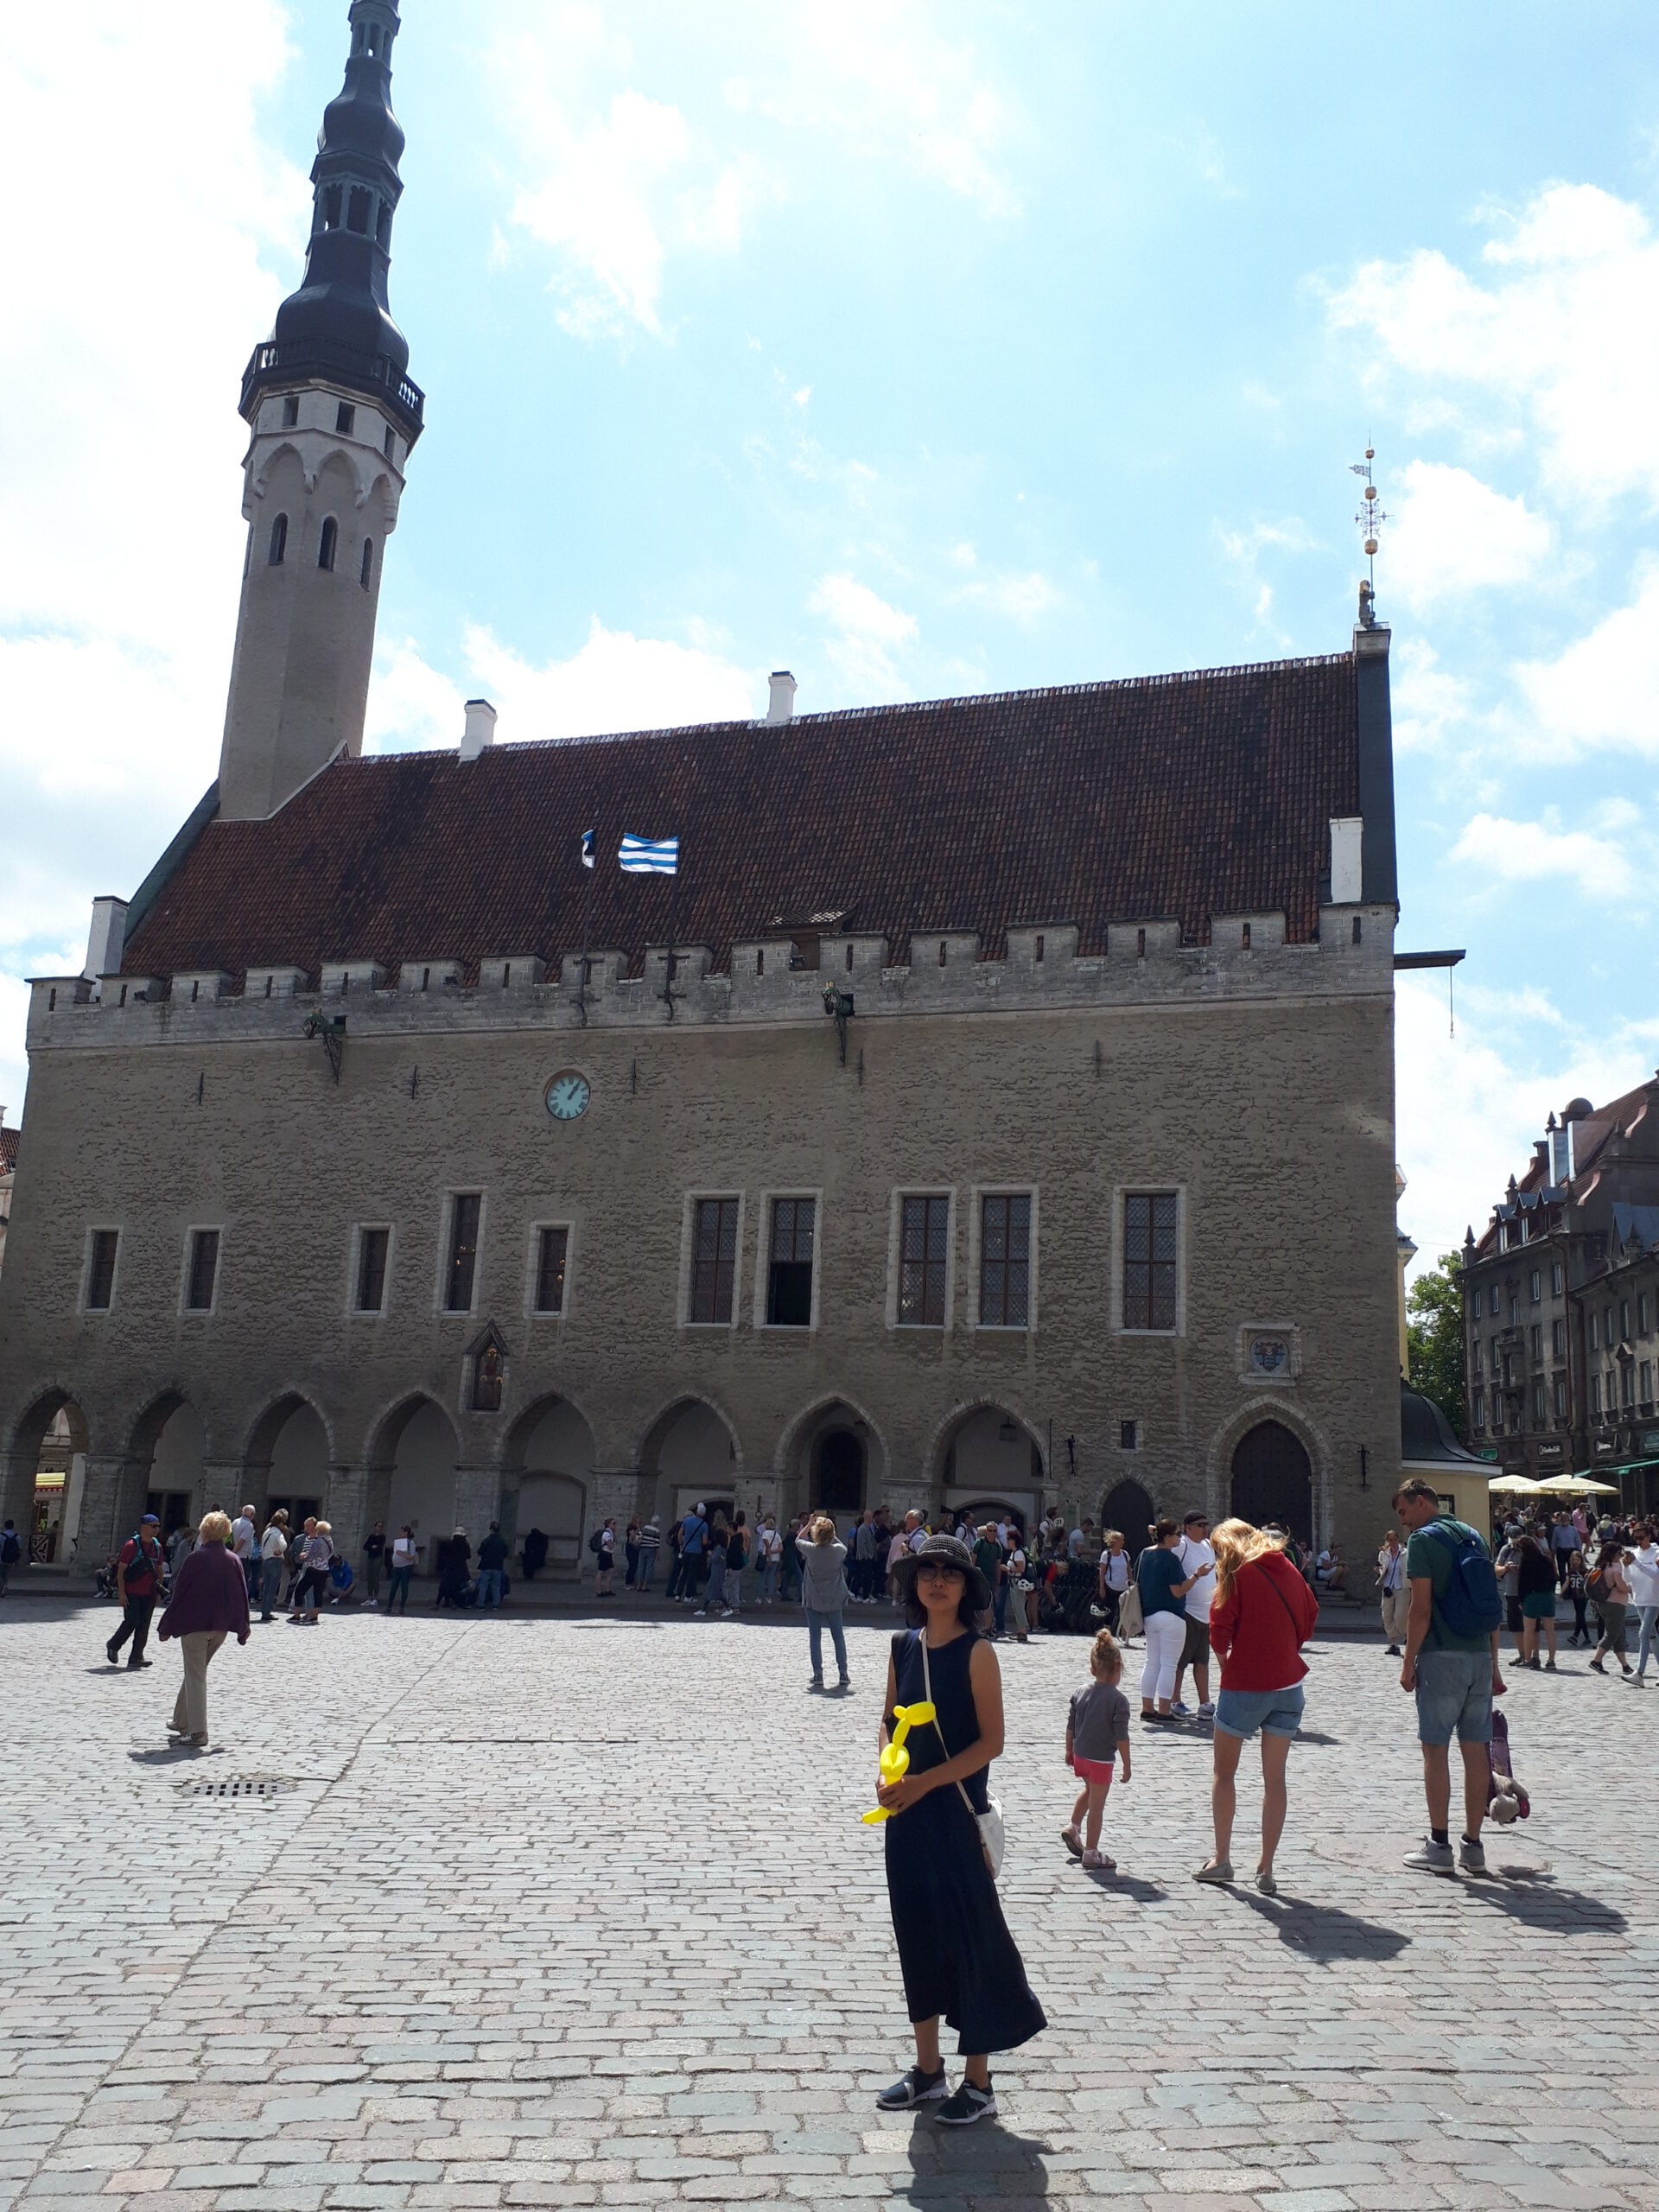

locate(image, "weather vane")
(1348, 445), (1386, 628)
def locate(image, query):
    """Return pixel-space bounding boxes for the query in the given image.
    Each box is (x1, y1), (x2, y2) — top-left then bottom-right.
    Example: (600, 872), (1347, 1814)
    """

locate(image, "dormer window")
(318, 518), (339, 572)
(267, 514), (288, 565)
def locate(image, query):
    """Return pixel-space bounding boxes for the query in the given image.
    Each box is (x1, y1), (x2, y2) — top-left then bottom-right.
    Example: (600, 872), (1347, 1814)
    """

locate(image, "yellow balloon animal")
(861, 1700), (937, 1823)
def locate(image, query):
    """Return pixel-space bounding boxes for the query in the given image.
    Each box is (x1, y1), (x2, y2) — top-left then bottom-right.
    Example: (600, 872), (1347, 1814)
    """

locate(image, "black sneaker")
(935, 2080), (996, 2126)
(105, 1639), (120, 1664)
(875, 2065), (948, 2111)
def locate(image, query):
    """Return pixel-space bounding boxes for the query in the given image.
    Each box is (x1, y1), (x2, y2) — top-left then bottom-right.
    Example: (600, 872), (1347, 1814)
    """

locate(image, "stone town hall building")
(0, 0), (1404, 1580)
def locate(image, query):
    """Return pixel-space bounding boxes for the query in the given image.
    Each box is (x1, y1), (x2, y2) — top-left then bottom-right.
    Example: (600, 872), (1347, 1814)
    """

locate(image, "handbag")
(1117, 1580), (1143, 1641)
(918, 1632), (1006, 1878)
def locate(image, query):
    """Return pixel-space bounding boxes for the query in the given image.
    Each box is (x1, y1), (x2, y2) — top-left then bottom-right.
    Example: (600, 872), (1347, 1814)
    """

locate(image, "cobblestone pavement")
(3, 1595), (1656, 2211)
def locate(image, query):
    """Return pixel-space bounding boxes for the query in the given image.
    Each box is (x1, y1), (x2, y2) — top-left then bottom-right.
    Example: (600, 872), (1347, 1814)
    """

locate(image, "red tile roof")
(124, 652), (1361, 984)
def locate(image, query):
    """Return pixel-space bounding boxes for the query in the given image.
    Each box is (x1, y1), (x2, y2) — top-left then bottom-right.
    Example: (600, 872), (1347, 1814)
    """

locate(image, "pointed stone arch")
(241, 1390), (334, 1527)
(2, 1388), (94, 1570)
(502, 1392), (598, 1576)
(1206, 1396), (1331, 1548)
(366, 1393), (460, 1573)
(638, 1394), (743, 1526)
(773, 1395), (890, 1517)
(924, 1397), (1046, 1535)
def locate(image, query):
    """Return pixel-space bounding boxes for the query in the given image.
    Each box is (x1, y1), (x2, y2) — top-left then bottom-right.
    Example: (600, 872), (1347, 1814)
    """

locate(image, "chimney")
(1329, 817), (1363, 905)
(766, 670), (797, 725)
(460, 698), (498, 760)
(85, 895), (129, 982)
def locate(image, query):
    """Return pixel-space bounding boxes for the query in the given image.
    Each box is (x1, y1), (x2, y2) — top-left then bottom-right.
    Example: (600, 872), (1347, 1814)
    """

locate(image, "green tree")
(1408, 1251), (1467, 1438)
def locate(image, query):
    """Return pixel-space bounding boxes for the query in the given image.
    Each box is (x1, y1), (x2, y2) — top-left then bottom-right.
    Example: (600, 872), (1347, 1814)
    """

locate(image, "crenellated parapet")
(27, 904), (1396, 1052)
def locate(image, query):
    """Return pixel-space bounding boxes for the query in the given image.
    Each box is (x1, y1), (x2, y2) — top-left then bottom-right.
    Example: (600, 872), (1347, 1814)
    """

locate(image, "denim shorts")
(1213, 1683), (1304, 1739)
(1414, 1647), (1493, 1747)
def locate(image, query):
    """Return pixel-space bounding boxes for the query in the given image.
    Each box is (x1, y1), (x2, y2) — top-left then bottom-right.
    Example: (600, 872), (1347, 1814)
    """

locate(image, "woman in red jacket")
(1193, 1517), (1319, 1895)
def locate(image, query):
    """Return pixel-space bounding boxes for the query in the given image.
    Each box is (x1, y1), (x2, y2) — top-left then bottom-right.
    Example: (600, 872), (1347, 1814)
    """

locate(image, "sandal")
(1192, 1859), (1233, 1885)
(1255, 1867), (1278, 1895)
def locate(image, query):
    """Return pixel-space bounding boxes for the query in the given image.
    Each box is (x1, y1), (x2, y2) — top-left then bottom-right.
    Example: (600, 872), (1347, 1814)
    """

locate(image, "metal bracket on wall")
(302, 1012), (346, 1083)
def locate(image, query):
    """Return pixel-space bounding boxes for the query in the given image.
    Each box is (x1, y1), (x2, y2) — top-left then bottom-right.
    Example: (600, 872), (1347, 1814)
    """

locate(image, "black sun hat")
(890, 1532), (993, 1612)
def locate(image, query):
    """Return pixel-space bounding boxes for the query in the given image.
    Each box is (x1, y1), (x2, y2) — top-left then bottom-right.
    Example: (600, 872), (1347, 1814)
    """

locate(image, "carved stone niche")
(466, 1322), (511, 1414)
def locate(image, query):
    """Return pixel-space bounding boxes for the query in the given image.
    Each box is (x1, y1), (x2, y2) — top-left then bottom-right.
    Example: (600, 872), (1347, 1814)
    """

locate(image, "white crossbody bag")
(919, 1632), (1006, 1878)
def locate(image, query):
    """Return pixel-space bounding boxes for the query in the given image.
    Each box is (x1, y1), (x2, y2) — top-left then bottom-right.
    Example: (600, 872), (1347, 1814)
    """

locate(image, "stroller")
(1487, 1707), (1530, 1824)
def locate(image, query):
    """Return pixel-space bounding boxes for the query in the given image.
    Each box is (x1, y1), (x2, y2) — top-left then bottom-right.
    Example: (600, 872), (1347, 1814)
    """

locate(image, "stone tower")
(218, 0), (423, 822)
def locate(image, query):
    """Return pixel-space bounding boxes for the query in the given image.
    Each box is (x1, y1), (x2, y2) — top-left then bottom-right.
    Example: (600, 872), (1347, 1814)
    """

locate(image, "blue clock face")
(545, 1071), (591, 1122)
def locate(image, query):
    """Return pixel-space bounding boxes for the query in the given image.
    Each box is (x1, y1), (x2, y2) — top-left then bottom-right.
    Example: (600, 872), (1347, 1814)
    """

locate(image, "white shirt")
(757, 1527), (782, 1564)
(1627, 1545), (1659, 1608)
(1176, 1535), (1216, 1620)
(260, 1525), (288, 1562)
(1377, 1542), (1406, 1593)
(391, 1535), (417, 1569)
(230, 1516), (255, 1560)
(1100, 1547), (1130, 1593)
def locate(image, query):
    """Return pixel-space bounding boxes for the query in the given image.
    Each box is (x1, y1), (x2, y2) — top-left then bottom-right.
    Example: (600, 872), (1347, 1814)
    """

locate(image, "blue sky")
(3, 2), (1657, 1268)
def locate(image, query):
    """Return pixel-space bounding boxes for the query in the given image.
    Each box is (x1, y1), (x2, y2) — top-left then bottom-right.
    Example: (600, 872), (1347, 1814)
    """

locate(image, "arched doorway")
(816, 1428), (865, 1513)
(937, 1405), (1044, 1530)
(4, 1393), (91, 1568)
(1100, 1478), (1155, 1548)
(145, 1401), (207, 1541)
(246, 1395), (329, 1529)
(375, 1398), (460, 1576)
(505, 1395), (597, 1579)
(641, 1397), (741, 1526)
(1230, 1421), (1313, 1544)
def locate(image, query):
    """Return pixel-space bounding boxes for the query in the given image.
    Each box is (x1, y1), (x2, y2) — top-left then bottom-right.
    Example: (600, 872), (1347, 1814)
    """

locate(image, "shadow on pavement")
(1463, 1866), (1627, 1932)
(899, 2107), (1050, 2203)
(1234, 1888), (1411, 1960)
(1084, 1870), (1168, 1903)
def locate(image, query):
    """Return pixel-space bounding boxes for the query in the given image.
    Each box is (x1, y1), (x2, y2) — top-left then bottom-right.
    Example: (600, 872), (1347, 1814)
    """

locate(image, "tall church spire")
(241, 0), (422, 448)
(217, 0), (424, 823)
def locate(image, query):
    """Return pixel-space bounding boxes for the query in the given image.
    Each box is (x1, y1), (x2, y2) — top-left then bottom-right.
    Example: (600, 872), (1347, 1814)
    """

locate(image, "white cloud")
(1216, 518), (1318, 630)
(0, 0), (300, 1116)
(1329, 182), (1659, 507)
(367, 620), (757, 753)
(1448, 810), (1641, 900)
(1387, 461), (1552, 610)
(1517, 563), (1659, 758)
(1390, 637), (1477, 755)
(950, 563), (1062, 625)
(808, 571), (918, 697)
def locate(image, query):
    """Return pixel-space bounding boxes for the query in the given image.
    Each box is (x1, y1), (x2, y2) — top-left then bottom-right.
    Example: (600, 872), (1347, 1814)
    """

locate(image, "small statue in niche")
(473, 1342), (503, 1413)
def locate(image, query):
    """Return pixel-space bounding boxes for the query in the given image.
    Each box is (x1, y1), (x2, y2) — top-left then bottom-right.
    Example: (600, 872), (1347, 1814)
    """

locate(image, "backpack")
(588, 1529), (604, 1554)
(0, 1529), (21, 1564)
(1426, 1522), (1503, 1640)
(124, 1535), (160, 1592)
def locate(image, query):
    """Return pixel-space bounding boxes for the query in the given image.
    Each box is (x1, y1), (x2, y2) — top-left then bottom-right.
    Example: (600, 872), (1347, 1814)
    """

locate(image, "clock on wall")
(544, 1071), (591, 1122)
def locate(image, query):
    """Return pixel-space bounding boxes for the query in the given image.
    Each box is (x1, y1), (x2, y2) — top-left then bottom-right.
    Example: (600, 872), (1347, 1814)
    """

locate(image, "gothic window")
(1122, 1192), (1178, 1331)
(690, 1198), (739, 1324)
(445, 1194), (481, 1312)
(897, 1195), (950, 1326)
(979, 1193), (1032, 1328)
(360, 537), (374, 589)
(268, 514), (287, 565)
(317, 517), (338, 572)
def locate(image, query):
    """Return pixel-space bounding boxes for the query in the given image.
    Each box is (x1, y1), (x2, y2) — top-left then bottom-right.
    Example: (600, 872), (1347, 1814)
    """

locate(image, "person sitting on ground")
(1313, 1544), (1347, 1594)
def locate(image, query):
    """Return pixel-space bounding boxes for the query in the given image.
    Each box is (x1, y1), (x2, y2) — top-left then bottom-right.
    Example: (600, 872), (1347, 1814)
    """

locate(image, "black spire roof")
(239, 0), (423, 446)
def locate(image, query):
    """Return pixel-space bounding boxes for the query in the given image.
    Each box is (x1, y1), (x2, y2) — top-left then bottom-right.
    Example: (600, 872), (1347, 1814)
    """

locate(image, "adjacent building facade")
(0, 0), (1407, 1579)
(1460, 1081), (1659, 1516)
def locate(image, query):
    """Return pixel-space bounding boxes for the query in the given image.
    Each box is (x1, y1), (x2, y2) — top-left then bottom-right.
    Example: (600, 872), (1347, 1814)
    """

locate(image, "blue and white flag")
(580, 828), (595, 868)
(619, 832), (678, 875)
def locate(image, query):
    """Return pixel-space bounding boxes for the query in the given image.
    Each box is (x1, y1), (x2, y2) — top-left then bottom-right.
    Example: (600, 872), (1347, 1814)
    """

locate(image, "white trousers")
(1141, 1611), (1185, 1703)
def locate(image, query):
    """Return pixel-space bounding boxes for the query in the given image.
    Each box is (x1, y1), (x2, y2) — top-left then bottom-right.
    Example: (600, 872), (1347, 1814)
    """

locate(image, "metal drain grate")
(174, 1774), (296, 1800)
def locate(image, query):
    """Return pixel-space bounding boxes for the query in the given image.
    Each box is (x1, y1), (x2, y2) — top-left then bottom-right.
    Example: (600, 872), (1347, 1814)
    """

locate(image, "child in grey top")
(1062, 1630), (1133, 1871)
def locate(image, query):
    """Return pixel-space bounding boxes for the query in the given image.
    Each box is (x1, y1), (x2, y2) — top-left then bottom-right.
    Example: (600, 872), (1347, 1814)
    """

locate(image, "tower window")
(335, 402), (356, 436)
(282, 395), (299, 428)
(267, 514), (288, 565)
(376, 202), (393, 251)
(347, 187), (372, 236)
(318, 518), (338, 572)
(360, 537), (374, 590)
(321, 183), (342, 231)
(384, 425), (397, 461)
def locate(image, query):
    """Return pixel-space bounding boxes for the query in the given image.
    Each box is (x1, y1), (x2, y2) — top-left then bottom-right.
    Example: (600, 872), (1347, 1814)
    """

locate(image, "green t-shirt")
(1405, 1516), (1492, 1653)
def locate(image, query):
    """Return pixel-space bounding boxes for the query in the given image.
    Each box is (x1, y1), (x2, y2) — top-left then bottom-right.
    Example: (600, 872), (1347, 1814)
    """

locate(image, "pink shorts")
(1070, 1756), (1116, 1788)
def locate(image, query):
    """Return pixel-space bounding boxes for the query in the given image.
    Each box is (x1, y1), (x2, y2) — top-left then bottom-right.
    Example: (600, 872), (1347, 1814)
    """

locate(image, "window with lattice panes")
(766, 1198), (815, 1327)
(1122, 1192), (1177, 1330)
(690, 1198), (739, 1323)
(898, 1195), (950, 1326)
(979, 1194), (1031, 1327)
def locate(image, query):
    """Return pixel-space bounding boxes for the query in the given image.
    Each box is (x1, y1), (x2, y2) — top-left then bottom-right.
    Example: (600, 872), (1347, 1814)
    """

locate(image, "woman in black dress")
(874, 1534), (1046, 2126)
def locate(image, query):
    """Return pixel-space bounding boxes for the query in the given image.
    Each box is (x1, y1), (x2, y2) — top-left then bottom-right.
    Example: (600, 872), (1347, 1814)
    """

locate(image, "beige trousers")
(170, 1630), (227, 1738)
(1380, 1588), (1409, 1645)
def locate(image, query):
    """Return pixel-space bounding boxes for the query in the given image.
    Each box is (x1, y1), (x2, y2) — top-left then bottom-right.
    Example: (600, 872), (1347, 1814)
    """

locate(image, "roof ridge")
(346, 650), (1356, 765)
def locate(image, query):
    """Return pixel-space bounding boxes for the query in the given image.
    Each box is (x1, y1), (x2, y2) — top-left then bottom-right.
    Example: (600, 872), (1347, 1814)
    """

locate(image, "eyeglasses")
(917, 1564), (965, 1581)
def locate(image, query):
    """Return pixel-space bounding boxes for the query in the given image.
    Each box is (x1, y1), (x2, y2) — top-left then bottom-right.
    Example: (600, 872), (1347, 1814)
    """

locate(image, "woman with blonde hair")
(156, 1510), (251, 1748)
(1193, 1517), (1319, 1893)
(795, 1512), (851, 1690)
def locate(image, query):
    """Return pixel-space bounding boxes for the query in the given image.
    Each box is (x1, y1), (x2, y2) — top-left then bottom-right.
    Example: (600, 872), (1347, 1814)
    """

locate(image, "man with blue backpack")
(1395, 1476), (1507, 1876)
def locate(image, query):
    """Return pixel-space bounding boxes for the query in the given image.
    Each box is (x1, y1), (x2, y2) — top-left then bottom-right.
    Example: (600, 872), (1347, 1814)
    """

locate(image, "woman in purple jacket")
(156, 1512), (251, 1747)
